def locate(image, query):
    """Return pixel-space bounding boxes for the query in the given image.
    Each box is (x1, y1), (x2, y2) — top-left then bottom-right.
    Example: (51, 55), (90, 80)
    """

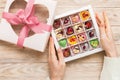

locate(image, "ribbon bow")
(2, 0), (52, 47)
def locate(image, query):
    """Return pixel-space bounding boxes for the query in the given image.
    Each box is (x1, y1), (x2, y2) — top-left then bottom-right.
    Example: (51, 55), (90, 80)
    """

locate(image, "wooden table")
(0, 0), (120, 80)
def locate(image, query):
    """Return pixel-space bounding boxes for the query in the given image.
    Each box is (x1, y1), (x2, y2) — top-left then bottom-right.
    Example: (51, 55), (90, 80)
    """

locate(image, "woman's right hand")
(96, 11), (118, 57)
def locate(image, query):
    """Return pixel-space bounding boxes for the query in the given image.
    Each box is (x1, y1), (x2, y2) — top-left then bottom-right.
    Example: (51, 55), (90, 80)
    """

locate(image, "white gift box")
(0, 0), (57, 52)
(52, 5), (103, 62)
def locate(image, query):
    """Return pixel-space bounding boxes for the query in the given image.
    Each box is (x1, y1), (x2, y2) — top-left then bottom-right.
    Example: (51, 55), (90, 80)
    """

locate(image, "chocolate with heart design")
(58, 39), (67, 48)
(90, 39), (99, 48)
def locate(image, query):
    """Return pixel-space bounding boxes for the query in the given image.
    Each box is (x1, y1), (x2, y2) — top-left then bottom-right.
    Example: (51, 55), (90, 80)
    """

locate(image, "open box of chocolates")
(52, 5), (103, 62)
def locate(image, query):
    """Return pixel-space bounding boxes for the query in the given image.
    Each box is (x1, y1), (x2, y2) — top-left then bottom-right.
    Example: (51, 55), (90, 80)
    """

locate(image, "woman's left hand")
(48, 37), (66, 80)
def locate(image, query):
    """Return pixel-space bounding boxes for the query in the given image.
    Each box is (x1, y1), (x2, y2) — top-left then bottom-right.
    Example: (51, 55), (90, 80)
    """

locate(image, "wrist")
(51, 77), (62, 80)
(106, 51), (118, 57)
(51, 78), (61, 80)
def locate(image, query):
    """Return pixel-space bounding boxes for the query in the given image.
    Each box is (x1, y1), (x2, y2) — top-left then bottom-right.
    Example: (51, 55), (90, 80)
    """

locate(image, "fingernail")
(58, 48), (62, 52)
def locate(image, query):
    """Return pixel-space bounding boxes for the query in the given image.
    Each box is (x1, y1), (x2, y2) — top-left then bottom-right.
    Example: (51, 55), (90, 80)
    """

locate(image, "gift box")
(52, 5), (103, 62)
(0, 0), (57, 52)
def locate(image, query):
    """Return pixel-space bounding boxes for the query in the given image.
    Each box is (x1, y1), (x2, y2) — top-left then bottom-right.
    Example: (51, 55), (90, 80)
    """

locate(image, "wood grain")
(0, 0), (120, 80)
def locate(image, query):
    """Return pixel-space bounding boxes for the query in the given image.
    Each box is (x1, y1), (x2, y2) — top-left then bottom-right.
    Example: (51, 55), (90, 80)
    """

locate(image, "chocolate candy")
(58, 39), (67, 48)
(90, 39), (99, 48)
(71, 14), (80, 23)
(87, 30), (96, 38)
(77, 33), (87, 42)
(67, 35), (78, 45)
(66, 27), (74, 35)
(53, 19), (61, 29)
(71, 45), (80, 54)
(84, 20), (93, 29)
(80, 10), (90, 21)
(53, 8), (100, 60)
(55, 29), (65, 39)
(63, 48), (71, 57)
(62, 16), (71, 26)
(81, 42), (89, 51)
(73, 23), (84, 33)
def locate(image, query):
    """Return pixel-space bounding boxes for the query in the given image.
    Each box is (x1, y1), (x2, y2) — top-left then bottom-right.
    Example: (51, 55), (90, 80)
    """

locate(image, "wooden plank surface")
(0, 0), (120, 80)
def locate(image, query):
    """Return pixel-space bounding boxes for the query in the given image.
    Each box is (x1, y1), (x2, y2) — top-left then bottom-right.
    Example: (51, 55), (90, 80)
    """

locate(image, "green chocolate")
(58, 39), (67, 48)
(90, 39), (99, 48)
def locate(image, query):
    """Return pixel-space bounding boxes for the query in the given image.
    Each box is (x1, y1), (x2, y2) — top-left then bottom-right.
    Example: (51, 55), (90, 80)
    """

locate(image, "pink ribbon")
(2, 0), (52, 47)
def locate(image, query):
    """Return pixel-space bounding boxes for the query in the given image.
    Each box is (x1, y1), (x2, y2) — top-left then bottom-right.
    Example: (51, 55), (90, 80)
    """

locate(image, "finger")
(48, 37), (52, 58)
(95, 13), (102, 26)
(96, 13), (105, 28)
(103, 11), (110, 28)
(103, 11), (113, 39)
(96, 13), (107, 37)
(57, 49), (64, 63)
(48, 37), (51, 57)
(49, 37), (57, 62)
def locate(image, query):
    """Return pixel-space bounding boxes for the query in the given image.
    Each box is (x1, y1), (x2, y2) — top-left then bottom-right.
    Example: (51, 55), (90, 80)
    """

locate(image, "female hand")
(96, 11), (118, 57)
(48, 37), (66, 80)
